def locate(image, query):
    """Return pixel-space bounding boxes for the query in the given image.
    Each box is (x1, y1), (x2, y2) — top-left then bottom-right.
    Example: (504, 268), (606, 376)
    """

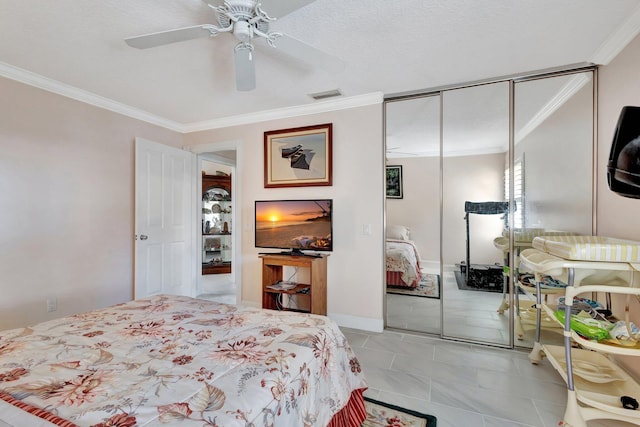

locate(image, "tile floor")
(202, 269), (636, 425)
(198, 290), (237, 305)
(198, 278), (237, 305)
(379, 265), (634, 426)
(341, 327), (635, 427)
(386, 265), (565, 349)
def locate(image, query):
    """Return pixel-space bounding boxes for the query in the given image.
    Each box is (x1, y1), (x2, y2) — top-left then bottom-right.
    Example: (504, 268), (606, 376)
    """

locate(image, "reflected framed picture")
(264, 123), (333, 188)
(386, 165), (403, 199)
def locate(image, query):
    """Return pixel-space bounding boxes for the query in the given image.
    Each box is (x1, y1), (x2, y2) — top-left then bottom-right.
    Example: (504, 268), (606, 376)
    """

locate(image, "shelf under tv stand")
(260, 254), (328, 315)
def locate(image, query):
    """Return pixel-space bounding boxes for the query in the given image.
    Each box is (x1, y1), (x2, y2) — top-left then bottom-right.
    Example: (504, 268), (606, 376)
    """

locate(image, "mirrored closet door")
(511, 70), (595, 349)
(385, 94), (441, 335)
(384, 66), (595, 347)
(441, 81), (511, 346)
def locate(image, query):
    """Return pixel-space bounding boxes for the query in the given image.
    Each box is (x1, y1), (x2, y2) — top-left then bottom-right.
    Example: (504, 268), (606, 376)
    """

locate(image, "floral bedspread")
(0, 295), (367, 427)
(385, 239), (422, 288)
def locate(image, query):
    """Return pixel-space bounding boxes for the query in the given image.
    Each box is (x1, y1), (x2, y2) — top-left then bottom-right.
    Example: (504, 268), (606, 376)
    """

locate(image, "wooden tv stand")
(260, 253), (328, 315)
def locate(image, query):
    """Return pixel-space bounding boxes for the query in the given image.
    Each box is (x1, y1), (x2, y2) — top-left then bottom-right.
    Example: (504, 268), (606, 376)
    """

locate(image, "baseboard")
(328, 312), (384, 333)
(443, 263), (457, 273)
(420, 260), (440, 271)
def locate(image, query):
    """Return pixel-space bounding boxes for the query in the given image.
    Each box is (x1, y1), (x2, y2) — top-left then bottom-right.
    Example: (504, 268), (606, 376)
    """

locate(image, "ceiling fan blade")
(261, 0), (317, 19)
(271, 34), (345, 73)
(125, 25), (214, 49)
(234, 44), (256, 91)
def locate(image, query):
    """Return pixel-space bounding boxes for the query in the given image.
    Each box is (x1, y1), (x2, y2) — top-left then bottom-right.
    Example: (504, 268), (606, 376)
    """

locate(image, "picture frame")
(264, 123), (333, 188)
(386, 165), (403, 199)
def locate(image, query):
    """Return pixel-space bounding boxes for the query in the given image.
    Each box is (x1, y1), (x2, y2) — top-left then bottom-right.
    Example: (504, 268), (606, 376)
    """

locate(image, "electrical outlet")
(46, 298), (57, 313)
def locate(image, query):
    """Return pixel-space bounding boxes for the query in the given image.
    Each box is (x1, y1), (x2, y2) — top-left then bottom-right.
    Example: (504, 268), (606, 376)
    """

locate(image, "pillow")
(386, 225), (410, 240)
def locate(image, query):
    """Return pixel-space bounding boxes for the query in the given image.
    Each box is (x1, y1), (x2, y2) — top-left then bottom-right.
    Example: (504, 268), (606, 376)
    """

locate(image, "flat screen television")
(608, 106), (640, 198)
(255, 199), (332, 255)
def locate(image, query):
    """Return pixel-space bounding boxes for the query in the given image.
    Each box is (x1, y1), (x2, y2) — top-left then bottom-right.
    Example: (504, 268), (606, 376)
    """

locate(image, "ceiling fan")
(125, 0), (345, 91)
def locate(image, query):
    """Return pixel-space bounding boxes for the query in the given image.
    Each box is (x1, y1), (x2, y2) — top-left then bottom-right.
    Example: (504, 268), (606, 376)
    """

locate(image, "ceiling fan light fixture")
(234, 42), (256, 91)
(233, 20), (252, 42)
(309, 89), (342, 100)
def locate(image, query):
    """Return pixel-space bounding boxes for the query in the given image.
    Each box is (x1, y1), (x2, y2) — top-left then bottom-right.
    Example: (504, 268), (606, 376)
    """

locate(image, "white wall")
(515, 81), (593, 234)
(386, 156), (439, 262)
(184, 104), (385, 331)
(0, 77), (184, 330)
(442, 153), (506, 266)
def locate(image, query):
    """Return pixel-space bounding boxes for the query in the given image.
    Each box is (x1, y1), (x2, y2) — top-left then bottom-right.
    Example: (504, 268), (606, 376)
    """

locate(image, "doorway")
(199, 157), (236, 304)
(192, 144), (242, 305)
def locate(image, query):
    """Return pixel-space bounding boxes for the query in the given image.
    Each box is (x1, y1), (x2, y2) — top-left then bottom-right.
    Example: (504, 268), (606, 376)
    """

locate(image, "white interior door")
(135, 138), (195, 299)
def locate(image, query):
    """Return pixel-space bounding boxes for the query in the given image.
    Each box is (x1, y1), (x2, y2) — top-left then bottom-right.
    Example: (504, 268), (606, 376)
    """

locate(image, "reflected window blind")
(504, 160), (523, 229)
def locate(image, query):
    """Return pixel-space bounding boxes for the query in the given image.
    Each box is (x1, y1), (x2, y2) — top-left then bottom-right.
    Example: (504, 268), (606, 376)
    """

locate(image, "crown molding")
(1, 60), (383, 134)
(590, 3), (640, 65)
(183, 92), (384, 133)
(0, 61), (185, 132)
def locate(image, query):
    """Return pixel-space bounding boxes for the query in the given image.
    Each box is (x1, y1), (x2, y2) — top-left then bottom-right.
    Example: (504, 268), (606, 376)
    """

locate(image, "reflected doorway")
(198, 154), (238, 305)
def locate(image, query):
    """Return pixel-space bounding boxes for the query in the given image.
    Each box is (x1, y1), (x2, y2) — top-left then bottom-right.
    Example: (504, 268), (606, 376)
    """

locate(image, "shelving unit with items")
(493, 229), (572, 342)
(202, 174), (232, 275)
(518, 235), (640, 427)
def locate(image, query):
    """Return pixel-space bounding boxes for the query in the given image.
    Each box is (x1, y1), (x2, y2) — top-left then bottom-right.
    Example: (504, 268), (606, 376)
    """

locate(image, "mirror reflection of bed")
(384, 67), (595, 348)
(385, 233), (441, 334)
(385, 225), (441, 334)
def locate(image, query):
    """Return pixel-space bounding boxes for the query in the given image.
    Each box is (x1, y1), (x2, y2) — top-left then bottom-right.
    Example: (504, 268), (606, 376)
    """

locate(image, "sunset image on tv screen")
(255, 200), (332, 251)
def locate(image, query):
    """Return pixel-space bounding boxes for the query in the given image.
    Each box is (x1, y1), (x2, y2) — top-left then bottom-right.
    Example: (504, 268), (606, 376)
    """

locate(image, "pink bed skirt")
(0, 390), (79, 427)
(326, 388), (367, 427)
(1, 388), (368, 427)
(386, 270), (419, 288)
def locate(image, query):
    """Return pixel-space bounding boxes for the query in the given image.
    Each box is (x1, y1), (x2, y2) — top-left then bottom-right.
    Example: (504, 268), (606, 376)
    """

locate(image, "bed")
(0, 295), (367, 427)
(386, 225), (422, 288)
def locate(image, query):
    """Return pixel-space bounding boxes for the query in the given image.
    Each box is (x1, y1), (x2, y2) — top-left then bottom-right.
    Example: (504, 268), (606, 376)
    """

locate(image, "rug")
(386, 273), (440, 299)
(453, 268), (504, 293)
(363, 397), (437, 427)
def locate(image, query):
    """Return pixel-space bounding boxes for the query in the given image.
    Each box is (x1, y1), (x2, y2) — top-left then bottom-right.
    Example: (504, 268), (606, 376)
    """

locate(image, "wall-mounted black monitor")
(608, 106), (640, 198)
(255, 199), (332, 255)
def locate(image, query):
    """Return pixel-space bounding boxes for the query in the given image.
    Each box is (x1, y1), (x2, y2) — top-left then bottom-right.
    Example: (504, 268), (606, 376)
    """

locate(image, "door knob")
(140, 235), (149, 240)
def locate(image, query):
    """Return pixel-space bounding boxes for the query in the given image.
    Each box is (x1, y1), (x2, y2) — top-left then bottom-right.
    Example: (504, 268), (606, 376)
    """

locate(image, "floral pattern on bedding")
(0, 295), (367, 427)
(385, 239), (422, 288)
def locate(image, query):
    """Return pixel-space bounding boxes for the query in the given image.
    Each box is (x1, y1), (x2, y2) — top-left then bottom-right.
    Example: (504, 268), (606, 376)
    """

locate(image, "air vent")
(309, 89), (342, 101)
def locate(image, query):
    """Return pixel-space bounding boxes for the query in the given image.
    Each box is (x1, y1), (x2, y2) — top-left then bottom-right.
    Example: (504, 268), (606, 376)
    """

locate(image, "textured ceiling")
(1, 0), (640, 131)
